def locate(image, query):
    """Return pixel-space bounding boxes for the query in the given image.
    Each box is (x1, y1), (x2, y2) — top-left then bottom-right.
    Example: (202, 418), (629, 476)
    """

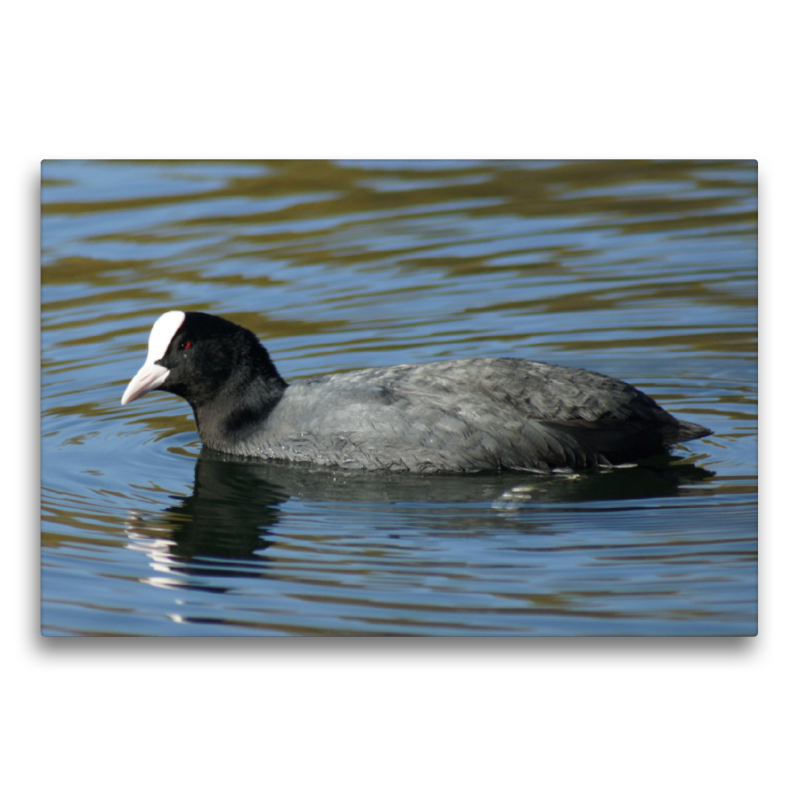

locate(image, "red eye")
(180, 341), (192, 350)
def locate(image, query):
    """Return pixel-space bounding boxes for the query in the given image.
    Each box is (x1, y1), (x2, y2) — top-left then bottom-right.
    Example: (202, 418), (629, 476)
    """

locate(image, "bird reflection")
(124, 453), (289, 588)
(124, 448), (715, 592)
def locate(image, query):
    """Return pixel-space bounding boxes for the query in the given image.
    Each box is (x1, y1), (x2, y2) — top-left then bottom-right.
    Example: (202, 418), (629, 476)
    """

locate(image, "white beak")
(120, 311), (185, 406)
(121, 361), (170, 405)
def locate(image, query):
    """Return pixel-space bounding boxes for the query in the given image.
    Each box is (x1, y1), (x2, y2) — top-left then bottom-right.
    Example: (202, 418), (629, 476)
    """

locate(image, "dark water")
(41, 160), (757, 636)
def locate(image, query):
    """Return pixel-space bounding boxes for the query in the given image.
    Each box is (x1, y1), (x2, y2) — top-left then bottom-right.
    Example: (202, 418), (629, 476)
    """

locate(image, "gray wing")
(249, 358), (705, 472)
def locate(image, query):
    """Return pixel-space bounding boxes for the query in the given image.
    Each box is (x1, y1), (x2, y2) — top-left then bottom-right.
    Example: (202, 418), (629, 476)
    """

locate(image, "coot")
(121, 311), (711, 473)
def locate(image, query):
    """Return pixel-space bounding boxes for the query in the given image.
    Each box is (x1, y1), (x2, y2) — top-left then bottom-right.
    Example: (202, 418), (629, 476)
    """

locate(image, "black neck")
(192, 360), (287, 451)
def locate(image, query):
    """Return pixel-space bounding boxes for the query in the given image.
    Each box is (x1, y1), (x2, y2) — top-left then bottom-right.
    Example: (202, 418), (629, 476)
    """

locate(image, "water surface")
(41, 159), (757, 636)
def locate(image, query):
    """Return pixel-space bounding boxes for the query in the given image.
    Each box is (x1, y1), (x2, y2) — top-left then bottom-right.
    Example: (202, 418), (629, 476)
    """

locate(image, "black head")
(121, 311), (286, 409)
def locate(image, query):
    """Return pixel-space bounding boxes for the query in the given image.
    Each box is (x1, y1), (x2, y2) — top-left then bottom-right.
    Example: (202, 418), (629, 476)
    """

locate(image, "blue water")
(41, 159), (757, 636)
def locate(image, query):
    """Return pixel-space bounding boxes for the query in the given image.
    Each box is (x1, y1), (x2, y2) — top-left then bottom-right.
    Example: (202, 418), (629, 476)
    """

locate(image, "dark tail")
(672, 419), (712, 444)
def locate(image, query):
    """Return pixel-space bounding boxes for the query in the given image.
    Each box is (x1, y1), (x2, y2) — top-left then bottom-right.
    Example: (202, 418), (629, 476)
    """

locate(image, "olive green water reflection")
(41, 160), (756, 636)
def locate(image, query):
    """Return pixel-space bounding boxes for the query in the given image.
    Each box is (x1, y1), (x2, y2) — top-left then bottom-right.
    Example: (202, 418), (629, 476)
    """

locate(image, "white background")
(7, 2), (791, 798)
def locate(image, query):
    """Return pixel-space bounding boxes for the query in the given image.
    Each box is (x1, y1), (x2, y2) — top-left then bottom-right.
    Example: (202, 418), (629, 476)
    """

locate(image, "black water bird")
(121, 311), (711, 473)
